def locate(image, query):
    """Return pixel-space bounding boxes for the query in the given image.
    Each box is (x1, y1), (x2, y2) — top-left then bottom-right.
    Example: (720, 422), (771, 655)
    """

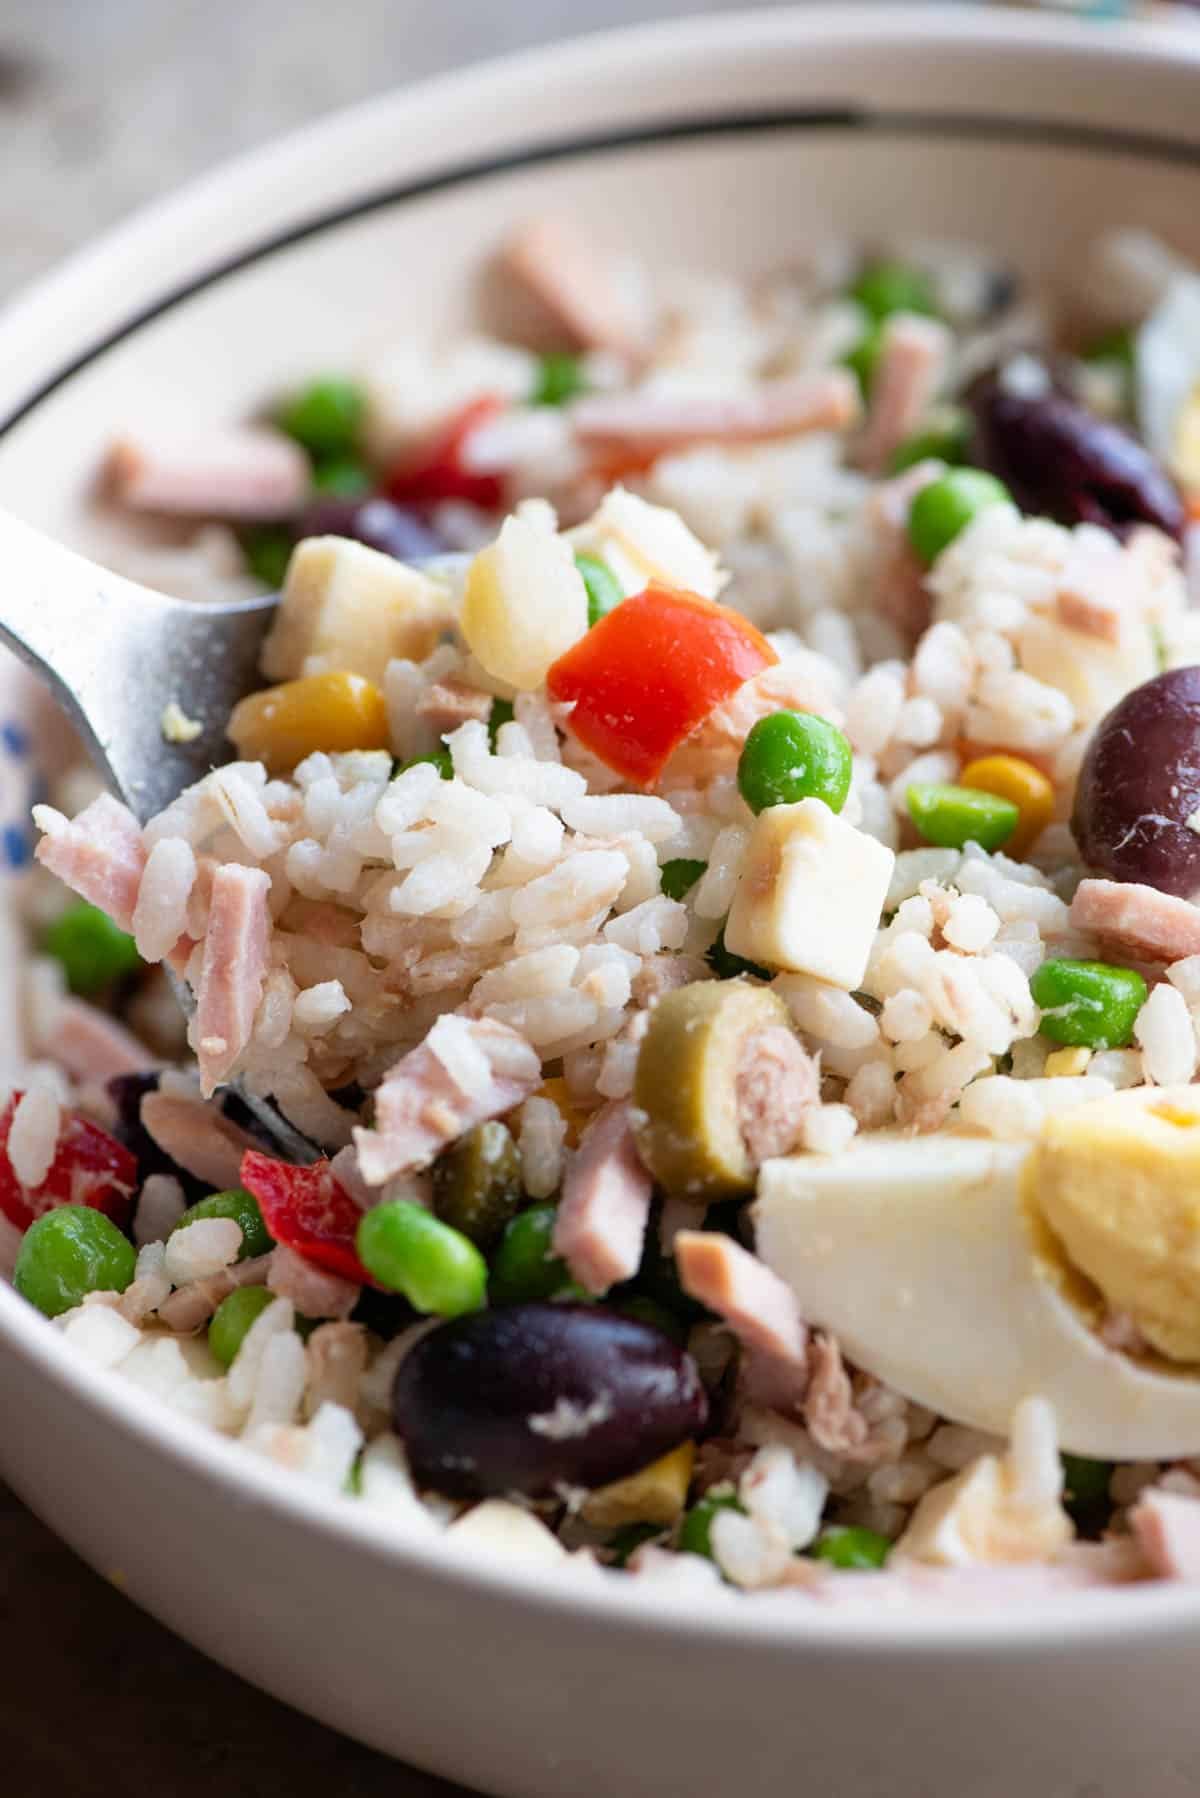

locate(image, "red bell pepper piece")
(545, 584), (777, 786)
(0, 1093), (137, 1233)
(240, 1149), (380, 1288)
(384, 395), (506, 512)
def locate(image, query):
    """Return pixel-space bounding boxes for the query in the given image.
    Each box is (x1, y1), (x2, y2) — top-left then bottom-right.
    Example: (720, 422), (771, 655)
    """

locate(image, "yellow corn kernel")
(227, 670), (389, 776)
(534, 1076), (592, 1149)
(959, 754), (1055, 858)
(1044, 1047), (1092, 1079)
(581, 1442), (695, 1529)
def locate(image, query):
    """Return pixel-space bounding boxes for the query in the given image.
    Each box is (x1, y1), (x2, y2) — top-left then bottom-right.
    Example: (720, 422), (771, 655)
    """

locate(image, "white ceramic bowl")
(4, 10), (1200, 1794)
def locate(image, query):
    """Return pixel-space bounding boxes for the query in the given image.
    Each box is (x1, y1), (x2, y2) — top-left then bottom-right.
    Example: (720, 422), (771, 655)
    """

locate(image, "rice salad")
(10, 220), (1200, 1604)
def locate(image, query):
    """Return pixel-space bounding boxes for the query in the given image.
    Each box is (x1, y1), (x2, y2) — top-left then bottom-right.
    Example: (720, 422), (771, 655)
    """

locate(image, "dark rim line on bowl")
(5, 94), (1200, 1641)
(3, 101), (1200, 442)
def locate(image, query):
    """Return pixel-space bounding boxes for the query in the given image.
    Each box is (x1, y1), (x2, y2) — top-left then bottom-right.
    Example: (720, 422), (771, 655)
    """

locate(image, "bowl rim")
(4, 1), (1200, 1649)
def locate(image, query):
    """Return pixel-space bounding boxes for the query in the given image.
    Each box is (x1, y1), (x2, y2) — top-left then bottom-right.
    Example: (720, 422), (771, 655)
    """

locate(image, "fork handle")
(0, 508), (275, 822)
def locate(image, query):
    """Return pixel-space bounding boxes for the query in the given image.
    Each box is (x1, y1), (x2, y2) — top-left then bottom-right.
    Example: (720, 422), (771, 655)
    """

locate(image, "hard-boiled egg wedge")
(753, 1097), (1200, 1461)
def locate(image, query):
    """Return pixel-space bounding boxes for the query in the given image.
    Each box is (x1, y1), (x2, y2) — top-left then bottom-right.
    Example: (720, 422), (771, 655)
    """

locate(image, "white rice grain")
(133, 1174), (187, 1246)
(59, 1304), (142, 1369)
(292, 981), (352, 1035)
(243, 1328), (308, 1434)
(1135, 982), (1198, 1087)
(132, 836), (198, 962)
(163, 1216), (244, 1284)
(7, 1085), (60, 1189)
(517, 1095), (569, 1199)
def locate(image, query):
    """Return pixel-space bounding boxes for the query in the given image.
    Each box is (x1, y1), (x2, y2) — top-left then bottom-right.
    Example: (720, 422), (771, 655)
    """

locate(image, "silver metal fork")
(0, 506), (453, 1158)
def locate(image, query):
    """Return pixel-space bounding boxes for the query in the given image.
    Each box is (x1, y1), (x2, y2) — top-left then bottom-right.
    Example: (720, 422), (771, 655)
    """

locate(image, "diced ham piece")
(866, 460), (940, 644)
(108, 425), (310, 520)
(48, 998), (161, 1084)
(803, 1332), (870, 1457)
(570, 371), (860, 456)
(1055, 549), (1131, 645)
(1070, 877), (1200, 963)
(675, 1231), (808, 1368)
(353, 1014), (541, 1185)
(1130, 1489), (1200, 1582)
(735, 1027), (820, 1163)
(506, 215), (649, 361)
(552, 1100), (653, 1295)
(192, 864), (272, 1095)
(858, 315), (952, 475)
(157, 1251), (277, 1333)
(416, 681), (494, 737)
(34, 792), (146, 932)
(267, 1240), (360, 1320)
(140, 1089), (262, 1190)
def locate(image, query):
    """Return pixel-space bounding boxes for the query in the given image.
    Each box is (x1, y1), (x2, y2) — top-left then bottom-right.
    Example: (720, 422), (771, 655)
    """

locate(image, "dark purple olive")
(291, 495), (446, 560)
(1072, 667), (1200, 897)
(968, 372), (1184, 541)
(392, 1302), (708, 1499)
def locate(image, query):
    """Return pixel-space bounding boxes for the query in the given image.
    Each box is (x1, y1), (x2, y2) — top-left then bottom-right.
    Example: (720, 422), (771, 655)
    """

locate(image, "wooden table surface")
(0, 1), (953, 1791)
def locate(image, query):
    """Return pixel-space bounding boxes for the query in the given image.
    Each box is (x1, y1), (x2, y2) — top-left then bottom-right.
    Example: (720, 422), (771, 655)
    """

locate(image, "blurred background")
(12, 0), (1155, 306)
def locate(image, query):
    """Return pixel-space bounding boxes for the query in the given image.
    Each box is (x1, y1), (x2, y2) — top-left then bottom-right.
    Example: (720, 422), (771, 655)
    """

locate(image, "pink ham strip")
(866, 459), (939, 644)
(1130, 1489), (1200, 1582)
(552, 1100), (653, 1296)
(1070, 877), (1200, 963)
(506, 216), (648, 361)
(675, 1231), (808, 1368)
(140, 1090), (261, 1191)
(192, 864), (271, 1095)
(268, 1241), (360, 1320)
(858, 314), (952, 475)
(353, 1014), (542, 1185)
(570, 370), (860, 455)
(108, 426), (310, 520)
(802, 1331), (870, 1457)
(158, 1252), (277, 1333)
(34, 792), (146, 932)
(48, 998), (160, 1084)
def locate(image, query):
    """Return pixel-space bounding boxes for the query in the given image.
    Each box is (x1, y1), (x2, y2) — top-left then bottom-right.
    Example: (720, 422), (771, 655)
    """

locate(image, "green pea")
(737, 711), (853, 817)
(240, 524), (293, 589)
(1030, 958), (1148, 1051)
(311, 453), (372, 496)
(1061, 1453), (1114, 1512)
(395, 749), (453, 780)
(356, 1200), (487, 1318)
(907, 468), (1012, 564)
(276, 378), (365, 457)
(842, 325), (883, 399)
(810, 1525), (891, 1571)
(208, 1286), (275, 1367)
(575, 552), (624, 629)
(613, 1294), (689, 1347)
(705, 923), (769, 984)
(488, 698), (515, 748)
(43, 902), (142, 996)
(607, 1522), (664, 1567)
(851, 261), (938, 323)
(678, 1490), (744, 1560)
(660, 858), (707, 902)
(489, 1204), (572, 1306)
(533, 352), (588, 408)
(14, 1205), (136, 1318)
(906, 782), (1019, 853)
(171, 1188), (272, 1262)
(889, 404), (971, 474)
(1082, 326), (1136, 369)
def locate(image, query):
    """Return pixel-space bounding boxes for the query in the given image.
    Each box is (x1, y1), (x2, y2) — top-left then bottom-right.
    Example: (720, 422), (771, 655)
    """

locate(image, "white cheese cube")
(724, 797), (894, 989)
(570, 486), (723, 599)
(261, 536), (454, 686)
